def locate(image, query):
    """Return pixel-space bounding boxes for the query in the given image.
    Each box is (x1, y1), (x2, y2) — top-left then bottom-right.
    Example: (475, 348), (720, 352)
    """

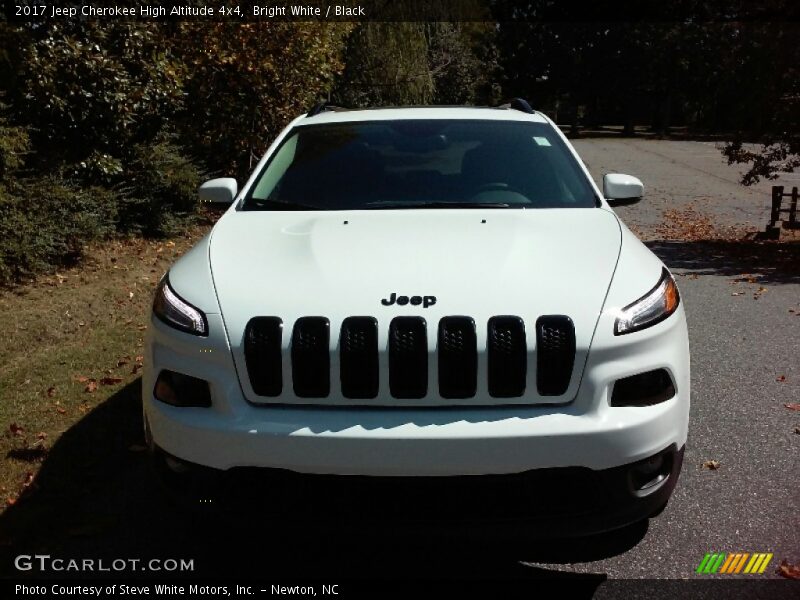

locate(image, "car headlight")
(614, 268), (680, 335)
(153, 275), (208, 336)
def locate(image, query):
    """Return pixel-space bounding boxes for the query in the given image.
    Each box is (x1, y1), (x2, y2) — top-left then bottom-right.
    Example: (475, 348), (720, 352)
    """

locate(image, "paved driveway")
(531, 139), (800, 581)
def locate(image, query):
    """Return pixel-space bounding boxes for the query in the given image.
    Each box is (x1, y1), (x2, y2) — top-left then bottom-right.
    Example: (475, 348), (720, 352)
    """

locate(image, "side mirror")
(199, 178), (238, 205)
(603, 173), (644, 206)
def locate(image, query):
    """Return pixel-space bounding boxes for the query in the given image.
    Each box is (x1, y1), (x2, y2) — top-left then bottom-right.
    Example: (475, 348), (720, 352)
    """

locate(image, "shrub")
(0, 179), (116, 286)
(0, 119), (29, 180)
(115, 138), (203, 237)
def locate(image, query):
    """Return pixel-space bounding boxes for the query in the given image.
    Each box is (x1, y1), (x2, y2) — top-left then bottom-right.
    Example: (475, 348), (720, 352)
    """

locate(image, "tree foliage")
(333, 21), (498, 108)
(15, 20), (186, 177)
(176, 22), (353, 179)
(0, 5), (798, 284)
(0, 17), (351, 283)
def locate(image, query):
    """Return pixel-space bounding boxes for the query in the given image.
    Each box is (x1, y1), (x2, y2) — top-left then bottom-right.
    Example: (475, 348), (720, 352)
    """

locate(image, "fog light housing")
(629, 451), (673, 493)
(154, 370), (212, 407)
(610, 368), (675, 407)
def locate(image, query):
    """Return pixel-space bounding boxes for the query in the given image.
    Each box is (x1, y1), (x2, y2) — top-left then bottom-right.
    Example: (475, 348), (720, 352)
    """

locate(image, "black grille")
(389, 317), (428, 399)
(243, 317), (283, 397)
(487, 316), (527, 397)
(438, 316), (477, 398)
(340, 317), (379, 399)
(536, 315), (576, 396)
(291, 317), (330, 398)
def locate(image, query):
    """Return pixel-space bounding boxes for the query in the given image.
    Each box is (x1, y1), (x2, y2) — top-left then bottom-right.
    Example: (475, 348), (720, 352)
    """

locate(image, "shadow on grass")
(0, 379), (646, 588)
(647, 239), (800, 284)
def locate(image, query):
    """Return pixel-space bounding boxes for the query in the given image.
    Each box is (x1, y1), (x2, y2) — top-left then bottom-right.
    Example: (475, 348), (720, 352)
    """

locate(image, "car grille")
(536, 315), (576, 396)
(340, 316), (379, 399)
(243, 315), (575, 403)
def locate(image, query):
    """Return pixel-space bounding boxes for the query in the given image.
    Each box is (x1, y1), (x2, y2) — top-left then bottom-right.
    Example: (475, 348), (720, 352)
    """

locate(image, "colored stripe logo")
(696, 552), (773, 574)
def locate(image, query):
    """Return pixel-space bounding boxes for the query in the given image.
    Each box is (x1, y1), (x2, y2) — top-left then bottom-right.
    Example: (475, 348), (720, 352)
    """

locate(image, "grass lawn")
(0, 225), (211, 510)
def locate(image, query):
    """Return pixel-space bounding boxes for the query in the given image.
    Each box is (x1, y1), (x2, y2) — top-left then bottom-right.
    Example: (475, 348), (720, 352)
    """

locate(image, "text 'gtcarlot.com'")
(13, 554), (194, 573)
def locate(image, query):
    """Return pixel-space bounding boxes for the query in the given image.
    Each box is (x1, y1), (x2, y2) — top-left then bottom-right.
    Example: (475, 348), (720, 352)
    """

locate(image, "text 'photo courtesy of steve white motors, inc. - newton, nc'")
(15, 3), (367, 19)
(14, 583), (339, 597)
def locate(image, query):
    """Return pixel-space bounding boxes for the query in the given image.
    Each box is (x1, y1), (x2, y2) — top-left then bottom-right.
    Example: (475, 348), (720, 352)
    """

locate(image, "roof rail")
(498, 98), (535, 114)
(306, 101), (346, 117)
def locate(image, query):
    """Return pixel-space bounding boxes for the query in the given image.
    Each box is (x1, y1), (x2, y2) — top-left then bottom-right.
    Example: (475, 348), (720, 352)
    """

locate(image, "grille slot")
(340, 317), (379, 399)
(438, 316), (477, 398)
(291, 317), (330, 398)
(389, 317), (428, 399)
(536, 315), (576, 396)
(244, 317), (283, 397)
(487, 316), (527, 397)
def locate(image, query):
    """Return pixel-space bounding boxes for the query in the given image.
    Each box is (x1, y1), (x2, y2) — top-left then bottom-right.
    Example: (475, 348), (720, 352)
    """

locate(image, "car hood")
(209, 208), (622, 405)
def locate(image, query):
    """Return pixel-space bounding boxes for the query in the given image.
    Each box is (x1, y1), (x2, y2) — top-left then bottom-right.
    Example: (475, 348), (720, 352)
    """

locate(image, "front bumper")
(143, 304), (690, 476)
(150, 442), (684, 536)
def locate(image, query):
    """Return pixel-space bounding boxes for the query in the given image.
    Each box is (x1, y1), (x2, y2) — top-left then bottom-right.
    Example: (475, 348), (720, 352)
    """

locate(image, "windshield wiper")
(365, 201), (514, 209)
(245, 198), (321, 211)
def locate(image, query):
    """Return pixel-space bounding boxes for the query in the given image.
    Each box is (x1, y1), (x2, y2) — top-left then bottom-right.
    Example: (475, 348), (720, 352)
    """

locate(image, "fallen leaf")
(6, 497), (15, 507)
(46, 386), (56, 397)
(702, 460), (721, 470)
(131, 364), (142, 375)
(56, 407), (66, 414)
(84, 380), (98, 393)
(777, 560), (800, 580)
(777, 375), (787, 382)
(785, 403), (800, 411)
(9, 423), (24, 437)
(75, 376), (89, 383)
(135, 355), (144, 363)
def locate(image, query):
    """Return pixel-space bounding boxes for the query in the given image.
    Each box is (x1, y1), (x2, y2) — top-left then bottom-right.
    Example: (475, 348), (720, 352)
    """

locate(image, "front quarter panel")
(167, 233), (220, 316)
(584, 222), (690, 446)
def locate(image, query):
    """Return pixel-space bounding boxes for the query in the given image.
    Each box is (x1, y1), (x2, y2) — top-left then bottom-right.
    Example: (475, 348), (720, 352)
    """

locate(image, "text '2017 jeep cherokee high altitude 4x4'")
(145, 100), (689, 534)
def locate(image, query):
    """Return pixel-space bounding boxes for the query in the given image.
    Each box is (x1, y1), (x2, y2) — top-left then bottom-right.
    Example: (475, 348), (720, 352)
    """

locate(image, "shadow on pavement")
(647, 239), (800, 284)
(0, 379), (648, 590)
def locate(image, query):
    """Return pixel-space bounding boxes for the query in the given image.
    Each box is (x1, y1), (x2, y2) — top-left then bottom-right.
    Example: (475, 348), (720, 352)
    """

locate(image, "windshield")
(242, 119), (597, 211)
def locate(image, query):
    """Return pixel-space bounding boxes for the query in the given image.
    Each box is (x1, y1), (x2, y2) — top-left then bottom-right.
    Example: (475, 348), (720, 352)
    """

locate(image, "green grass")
(0, 227), (209, 507)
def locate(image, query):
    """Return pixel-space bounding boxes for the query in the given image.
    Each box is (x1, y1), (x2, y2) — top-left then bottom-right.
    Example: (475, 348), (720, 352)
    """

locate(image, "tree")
(176, 21), (353, 179)
(14, 19), (186, 180)
(718, 20), (800, 184)
(332, 23), (434, 108)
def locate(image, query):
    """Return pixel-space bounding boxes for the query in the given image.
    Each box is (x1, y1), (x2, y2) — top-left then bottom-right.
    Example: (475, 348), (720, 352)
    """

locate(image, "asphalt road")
(547, 139), (800, 581)
(1, 139), (797, 596)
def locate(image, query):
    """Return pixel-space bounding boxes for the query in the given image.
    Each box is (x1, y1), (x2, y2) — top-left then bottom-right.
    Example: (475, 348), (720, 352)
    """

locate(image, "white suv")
(144, 100), (689, 534)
